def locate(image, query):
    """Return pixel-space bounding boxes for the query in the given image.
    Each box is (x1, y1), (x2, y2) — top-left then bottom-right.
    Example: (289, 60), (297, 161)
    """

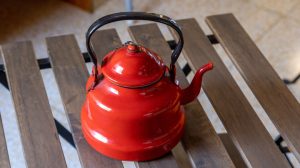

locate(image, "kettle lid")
(101, 41), (165, 88)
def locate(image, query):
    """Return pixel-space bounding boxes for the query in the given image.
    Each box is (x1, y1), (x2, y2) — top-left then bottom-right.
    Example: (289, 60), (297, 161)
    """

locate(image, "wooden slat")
(0, 115), (10, 168)
(129, 24), (235, 168)
(1, 41), (67, 168)
(170, 18), (290, 167)
(171, 143), (194, 168)
(46, 34), (123, 168)
(206, 13), (300, 161)
(90, 29), (123, 60)
(135, 153), (178, 168)
(219, 133), (247, 168)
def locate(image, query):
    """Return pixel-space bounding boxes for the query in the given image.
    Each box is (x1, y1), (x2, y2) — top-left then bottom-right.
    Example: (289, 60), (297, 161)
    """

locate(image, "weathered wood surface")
(170, 19), (290, 168)
(129, 23), (235, 168)
(1, 14), (296, 168)
(219, 133), (247, 168)
(0, 115), (10, 168)
(135, 153), (179, 168)
(91, 29), (123, 59)
(207, 13), (300, 161)
(46, 34), (123, 168)
(1, 41), (67, 168)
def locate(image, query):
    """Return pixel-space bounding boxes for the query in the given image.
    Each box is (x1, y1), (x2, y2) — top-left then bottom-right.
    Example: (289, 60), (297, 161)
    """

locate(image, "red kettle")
(81, 12), (213, 161)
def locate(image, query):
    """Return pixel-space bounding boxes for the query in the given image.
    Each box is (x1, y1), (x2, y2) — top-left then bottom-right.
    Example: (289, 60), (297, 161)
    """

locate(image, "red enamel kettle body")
(81, 12), (213, 161)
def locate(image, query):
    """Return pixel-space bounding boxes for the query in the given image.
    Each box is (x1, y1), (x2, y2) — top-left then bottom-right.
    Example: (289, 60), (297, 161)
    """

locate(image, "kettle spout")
(180, 62), (213, 105)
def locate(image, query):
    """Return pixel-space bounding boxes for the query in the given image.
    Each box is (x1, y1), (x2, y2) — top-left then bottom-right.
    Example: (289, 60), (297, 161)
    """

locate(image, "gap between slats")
(129, 23), (235, 168)
(40, 67), (82, 168)
(1, 41), (67, 168)
(206, 14), (300, 165)
(46, 34), (124, 168)
(0, 57), (26, 168)
(0, 22), (264, 168)
(1, 42), (82, 168)
(209, 44), (300, 166)
(169, 18), (291, 168)
(169, 17), (297, 167)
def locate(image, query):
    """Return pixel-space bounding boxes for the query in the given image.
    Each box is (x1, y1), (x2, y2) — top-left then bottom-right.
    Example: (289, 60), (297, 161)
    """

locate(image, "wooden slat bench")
(0, 13), (299, 168)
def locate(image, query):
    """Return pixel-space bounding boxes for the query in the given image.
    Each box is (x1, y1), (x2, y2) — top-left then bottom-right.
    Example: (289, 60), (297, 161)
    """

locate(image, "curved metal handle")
(86, 12), (184, 84)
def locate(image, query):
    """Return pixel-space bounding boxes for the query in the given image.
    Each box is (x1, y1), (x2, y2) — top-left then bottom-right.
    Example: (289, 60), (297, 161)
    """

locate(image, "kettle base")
(81, 106), (185, 161)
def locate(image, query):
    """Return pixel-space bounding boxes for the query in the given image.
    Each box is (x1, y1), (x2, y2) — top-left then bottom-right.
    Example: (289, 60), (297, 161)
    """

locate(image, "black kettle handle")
(86, 12), (184, 83)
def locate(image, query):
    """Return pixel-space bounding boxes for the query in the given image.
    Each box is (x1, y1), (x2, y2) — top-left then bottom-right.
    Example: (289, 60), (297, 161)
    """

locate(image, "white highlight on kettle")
(91, 130), (108, 143)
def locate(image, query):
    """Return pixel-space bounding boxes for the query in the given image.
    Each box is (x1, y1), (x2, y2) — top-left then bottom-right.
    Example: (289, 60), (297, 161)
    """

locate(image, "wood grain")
(129, 24), (235, 168)
(90, 29), (123, 61)
(46, 34), (123, 168)
(206, 13), (300, 161)
(170, 18), (290, 168)
(0, 115), (10, 168)
(1, 41), (67, 168)
(219, 133), (247, 168)
(135, 153), (178, 168)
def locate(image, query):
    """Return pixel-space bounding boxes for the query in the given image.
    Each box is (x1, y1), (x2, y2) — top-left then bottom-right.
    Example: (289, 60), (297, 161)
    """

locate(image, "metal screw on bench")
(82, 12), (213, 161)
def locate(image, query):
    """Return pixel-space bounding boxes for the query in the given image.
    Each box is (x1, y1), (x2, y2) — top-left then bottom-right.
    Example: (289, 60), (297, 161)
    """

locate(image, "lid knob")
(126, 41), (139, 52)
(101, 44), (165, 88)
